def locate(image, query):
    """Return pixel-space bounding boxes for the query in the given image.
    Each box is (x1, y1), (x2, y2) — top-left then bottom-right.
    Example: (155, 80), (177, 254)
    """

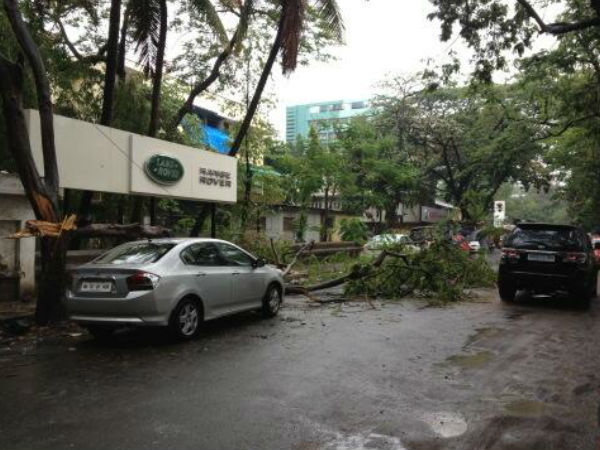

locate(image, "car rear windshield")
(93, 242), (175, 265)
(505, 227), (583, 251)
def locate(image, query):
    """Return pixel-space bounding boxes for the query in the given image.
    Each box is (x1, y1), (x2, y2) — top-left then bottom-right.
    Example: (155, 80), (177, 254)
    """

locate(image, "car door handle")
(196, 272), (207, 277)
(232, 272), (240, 276)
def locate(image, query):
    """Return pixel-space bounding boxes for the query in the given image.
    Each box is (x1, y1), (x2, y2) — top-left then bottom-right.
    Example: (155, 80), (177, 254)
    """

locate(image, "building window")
(309, 106), (319, 114)
(283, 216), (295, 232)
(331, 103), (343, 111)
(351, 101), (366, 110)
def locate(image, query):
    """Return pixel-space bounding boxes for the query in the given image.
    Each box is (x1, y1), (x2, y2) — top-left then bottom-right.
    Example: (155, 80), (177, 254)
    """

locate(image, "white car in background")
(363, 234), (420, 253)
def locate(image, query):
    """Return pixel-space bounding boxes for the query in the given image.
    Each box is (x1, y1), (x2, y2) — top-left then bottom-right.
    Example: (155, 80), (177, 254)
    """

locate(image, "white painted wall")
(26, 110), (237, 203)
(0, 175), (36, 298)
(264, 210), (321, 242)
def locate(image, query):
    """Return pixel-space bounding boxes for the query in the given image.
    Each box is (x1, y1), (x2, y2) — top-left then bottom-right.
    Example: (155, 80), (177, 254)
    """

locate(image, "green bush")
(339, 218), (368, 243)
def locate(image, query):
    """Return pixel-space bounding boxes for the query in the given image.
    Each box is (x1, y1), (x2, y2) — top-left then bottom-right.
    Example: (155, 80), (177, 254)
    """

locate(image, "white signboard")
(26, 110), (237, 203)
(493, 200), (506, 227)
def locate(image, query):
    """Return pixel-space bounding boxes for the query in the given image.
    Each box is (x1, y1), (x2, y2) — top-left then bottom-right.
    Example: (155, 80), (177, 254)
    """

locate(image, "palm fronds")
(189, 0), (229, 46)
(314, 0), (344, 41)
(128, 0), (161, 77)
(280, 0), (305, 74)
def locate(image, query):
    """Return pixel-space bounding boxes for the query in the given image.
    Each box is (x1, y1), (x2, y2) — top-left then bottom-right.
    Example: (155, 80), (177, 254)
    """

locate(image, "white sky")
(267, 0), (558, 139)
(268, 0), (470, 138)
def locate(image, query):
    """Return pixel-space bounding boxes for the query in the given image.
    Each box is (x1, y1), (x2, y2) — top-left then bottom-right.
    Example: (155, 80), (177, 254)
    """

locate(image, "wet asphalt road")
(1, 290), (600, 450)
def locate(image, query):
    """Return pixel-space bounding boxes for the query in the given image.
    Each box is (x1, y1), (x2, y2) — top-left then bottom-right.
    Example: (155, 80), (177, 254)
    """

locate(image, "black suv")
(498, 223), (597, 305)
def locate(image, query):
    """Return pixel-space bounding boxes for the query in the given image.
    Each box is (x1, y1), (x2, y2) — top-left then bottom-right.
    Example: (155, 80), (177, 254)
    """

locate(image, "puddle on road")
(421, 411), (468, 438)
(503, 399), (547, 417)
(322, 432), (406, 450)
(464, 327), (504, 347)
(444, 351), (494, 368)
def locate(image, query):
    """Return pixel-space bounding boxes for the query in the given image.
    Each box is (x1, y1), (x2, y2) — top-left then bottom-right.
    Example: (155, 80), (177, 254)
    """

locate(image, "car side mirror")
(253, 257), (266, 268)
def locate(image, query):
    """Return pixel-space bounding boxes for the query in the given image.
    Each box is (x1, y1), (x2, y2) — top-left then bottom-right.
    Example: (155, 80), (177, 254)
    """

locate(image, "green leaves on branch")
(346, 239), (496, 303)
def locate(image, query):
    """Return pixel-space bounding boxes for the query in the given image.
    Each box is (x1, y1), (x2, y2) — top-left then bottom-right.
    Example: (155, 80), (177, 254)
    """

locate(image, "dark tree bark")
(4, 0), (58, 209)
(228, 11), (285, 156)
(0, 56), (57, 222)
(116, 5), (130, 81)
(171, 30), (240, 132)
(1, 0), (66, 324)
(189, 204), (211, 237)
(101, 0), (122, 125)
(148, 0), (167, 138)
(77, 0), (122, 228)
(170, 0), (253, 134)
(130, 196), (144, 224)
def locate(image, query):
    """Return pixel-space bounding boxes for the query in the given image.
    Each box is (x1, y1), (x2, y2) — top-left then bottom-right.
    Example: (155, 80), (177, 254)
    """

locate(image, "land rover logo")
(144, 154), (184, 185)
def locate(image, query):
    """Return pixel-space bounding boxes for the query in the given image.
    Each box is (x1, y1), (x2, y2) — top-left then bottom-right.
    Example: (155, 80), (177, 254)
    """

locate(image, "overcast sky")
(268, 0), (558, 139)
(268, 0), (469, 137)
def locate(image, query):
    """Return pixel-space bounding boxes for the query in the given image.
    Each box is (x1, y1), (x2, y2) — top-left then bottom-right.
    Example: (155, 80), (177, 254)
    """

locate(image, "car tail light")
(126, 272), (160, 291)
(564, 252), (587, 264)
(502, 249), (519, 260)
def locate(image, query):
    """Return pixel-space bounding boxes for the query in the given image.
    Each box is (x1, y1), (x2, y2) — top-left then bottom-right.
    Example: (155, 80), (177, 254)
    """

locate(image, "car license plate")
(528, 253), (555, 263)
(80, 280), (113, 293)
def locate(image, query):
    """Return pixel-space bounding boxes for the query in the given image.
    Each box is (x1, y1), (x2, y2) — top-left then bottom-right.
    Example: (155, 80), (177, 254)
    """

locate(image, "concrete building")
(0, 174), (36, 301)
(286, 99), (371, 144)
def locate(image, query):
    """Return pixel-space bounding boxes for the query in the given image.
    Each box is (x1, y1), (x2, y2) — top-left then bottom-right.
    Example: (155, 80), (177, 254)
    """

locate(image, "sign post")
(493, 200), (506, 227)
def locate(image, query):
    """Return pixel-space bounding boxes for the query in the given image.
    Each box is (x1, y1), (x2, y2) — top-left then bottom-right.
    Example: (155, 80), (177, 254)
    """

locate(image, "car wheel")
(86, 324), (115, 341)
(169, 297), (202, 340)
(262, 284), (282, 318)
(498, 278), (517, 302)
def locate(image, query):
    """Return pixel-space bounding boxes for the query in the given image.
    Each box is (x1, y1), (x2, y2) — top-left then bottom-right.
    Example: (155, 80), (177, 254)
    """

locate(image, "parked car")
(498, 223), (597, 305)
(363, 234), (419, 253)
(64, 238), (285, 340)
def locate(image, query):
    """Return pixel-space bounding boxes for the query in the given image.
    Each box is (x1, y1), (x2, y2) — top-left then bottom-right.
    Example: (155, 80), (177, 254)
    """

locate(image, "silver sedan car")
(64, 238), (284, 340)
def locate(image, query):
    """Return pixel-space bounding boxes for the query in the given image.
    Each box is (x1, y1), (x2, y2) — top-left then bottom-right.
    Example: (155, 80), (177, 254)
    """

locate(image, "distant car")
(498, 223), (597, 306)
(65, 238), (285, 340)
(467, 240), (481, 252)
(363, 234), (419, 253)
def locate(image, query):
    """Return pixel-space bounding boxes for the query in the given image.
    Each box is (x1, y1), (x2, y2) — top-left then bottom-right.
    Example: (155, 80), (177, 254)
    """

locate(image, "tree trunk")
(321, 187), (330, 242)
(189, 204), (211, 237)
(228, 11), (285, 156)
(4, 0), (59, 209)
(148, 0), (167, 138)
(116, 5), (129, 81)
(36, 236), (69, 324)
(77, 0), (122, 231)
(130, 196), (144, 223)
(101, 0), (122, 125)
(1, 0), (65, 324)
(0, 57), (57, 222)
(171, 30), (240, 133)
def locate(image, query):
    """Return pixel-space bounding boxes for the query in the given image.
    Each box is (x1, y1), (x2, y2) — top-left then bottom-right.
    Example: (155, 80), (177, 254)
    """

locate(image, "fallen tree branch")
(282, 240), (315, 277)
(75, 223), (171, 239)
(6, 216), (170, 240)
(285, 250), (407, 296)
(269, 237), (284, 269)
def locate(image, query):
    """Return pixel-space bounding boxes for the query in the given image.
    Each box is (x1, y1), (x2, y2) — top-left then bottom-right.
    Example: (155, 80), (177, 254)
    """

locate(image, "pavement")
(1, 289), (599, 450)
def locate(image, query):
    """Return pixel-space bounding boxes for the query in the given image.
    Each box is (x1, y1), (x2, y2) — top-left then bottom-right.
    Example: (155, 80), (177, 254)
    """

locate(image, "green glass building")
(285, 99), (371, 144)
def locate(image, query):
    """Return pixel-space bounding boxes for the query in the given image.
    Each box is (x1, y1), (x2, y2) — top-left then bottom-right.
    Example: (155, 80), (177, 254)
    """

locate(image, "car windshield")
(505, 227), (582, 251)
(92, 242), (175, 265)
